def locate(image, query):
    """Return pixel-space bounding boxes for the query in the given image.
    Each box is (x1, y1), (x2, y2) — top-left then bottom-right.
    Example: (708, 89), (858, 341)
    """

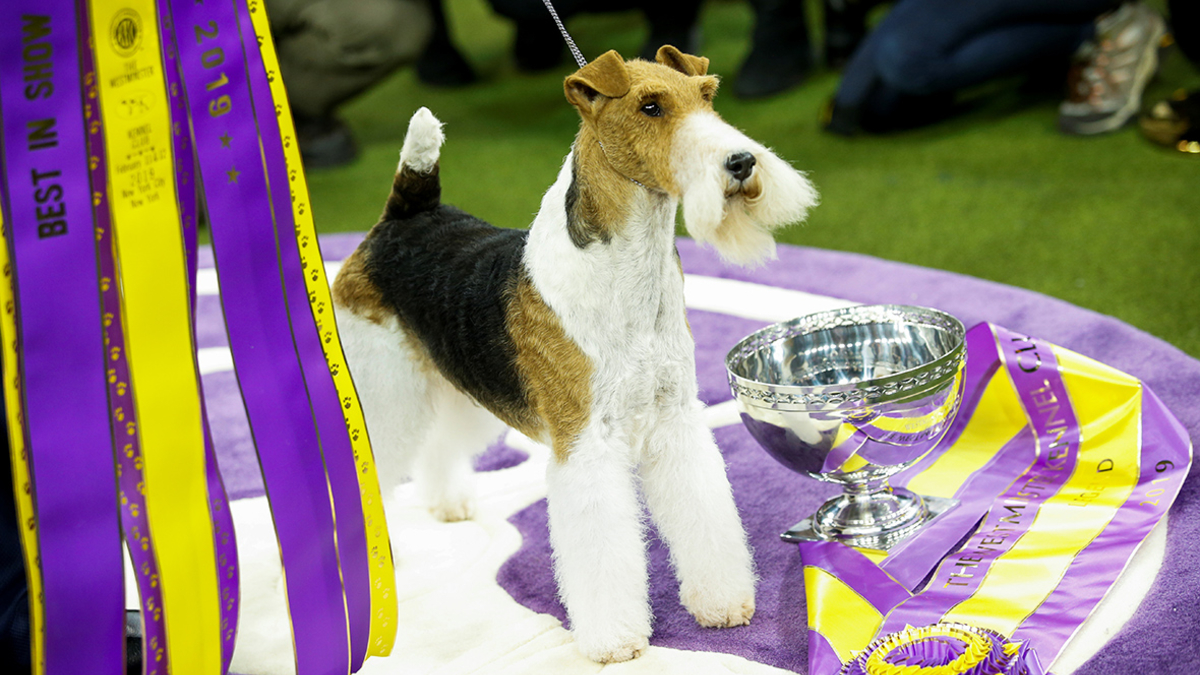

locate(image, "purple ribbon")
(166, 0), (351, 672)
(799, 542), (912, 675)
(895, 329), (1006, 484)
(0, 3), (124, 672)
(235, 4), (371, 668)
(802, 541), (912, 614)
(154, 3), (201, 300)
(878, 325), (1081, 635)
(154, 2), (241, 668)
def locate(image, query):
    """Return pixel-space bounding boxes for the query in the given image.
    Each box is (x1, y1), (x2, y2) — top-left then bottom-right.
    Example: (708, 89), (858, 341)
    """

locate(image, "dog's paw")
(575, 631), (650, 664)
(429, 496), (476, 522)
(682, 590), (756, 628)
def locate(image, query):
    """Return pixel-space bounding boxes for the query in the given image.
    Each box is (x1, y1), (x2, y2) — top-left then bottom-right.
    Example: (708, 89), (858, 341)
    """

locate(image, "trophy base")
(781, 494), (958, 551)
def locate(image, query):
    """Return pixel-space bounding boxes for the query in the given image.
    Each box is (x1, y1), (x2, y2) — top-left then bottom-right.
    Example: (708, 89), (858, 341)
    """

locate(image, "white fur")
(334, 308), (505, 516)
(672, 112), (818, 266)
(399, 107), (445, 174)
(521, 152), (758, 661)
(338, 104), (817, 663)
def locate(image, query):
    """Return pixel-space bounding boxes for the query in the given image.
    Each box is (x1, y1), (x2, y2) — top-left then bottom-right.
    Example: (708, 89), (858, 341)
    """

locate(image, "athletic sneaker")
(1059, 2), (1166, 136)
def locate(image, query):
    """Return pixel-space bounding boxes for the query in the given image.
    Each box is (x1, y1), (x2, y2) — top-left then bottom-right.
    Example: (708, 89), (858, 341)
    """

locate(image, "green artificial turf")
(305, 0), (1200, 358)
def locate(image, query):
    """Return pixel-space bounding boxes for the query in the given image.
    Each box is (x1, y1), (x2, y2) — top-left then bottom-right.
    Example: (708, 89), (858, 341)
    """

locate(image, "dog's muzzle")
(724, 152), (756, 182)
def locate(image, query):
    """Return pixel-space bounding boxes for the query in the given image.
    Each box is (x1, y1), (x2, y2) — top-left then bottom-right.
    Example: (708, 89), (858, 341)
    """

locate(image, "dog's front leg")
(640, 402), (757, 628)
(545, 426), (652, 663)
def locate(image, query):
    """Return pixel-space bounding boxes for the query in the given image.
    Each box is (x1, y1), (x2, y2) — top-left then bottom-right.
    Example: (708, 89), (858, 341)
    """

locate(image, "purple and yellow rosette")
(841, 624), (1043, 675)
(804, 322), (1193, 675)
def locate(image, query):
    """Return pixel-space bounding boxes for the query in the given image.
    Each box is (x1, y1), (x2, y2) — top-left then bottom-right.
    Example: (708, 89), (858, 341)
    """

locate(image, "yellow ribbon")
(89, 1), (222, 671)
(243, 0), (398, 656)
(804, 566), (883, 662)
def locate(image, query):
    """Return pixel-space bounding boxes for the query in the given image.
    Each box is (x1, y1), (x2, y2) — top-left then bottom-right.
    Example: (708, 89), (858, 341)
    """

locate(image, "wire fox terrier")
(332, 46), (818, 663)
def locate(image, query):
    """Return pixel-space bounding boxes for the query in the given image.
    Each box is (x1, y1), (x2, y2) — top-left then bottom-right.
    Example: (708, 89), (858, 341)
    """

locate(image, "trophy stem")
(782, 483), (958, 550)
(814, 484), (925, 538)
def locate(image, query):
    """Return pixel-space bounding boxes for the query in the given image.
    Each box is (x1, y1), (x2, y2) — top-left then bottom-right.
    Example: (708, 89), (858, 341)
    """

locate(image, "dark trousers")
(267, 0), (432, 118)
(834, 0), (1119, 125)
(1170, 0), (1200, 65)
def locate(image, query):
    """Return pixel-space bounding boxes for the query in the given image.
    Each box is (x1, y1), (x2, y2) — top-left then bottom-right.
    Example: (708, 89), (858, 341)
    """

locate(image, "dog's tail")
(383, 107), (445, 220)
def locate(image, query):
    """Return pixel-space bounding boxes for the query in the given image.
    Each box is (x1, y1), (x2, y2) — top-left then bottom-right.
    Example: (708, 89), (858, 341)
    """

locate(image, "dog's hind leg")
(640, 401), (757, 628)
(412, 379), (506, 522)
(335, 307), (435, 500)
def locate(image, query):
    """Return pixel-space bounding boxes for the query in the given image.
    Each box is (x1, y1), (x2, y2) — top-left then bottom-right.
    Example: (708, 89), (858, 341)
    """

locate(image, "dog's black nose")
(724, 152), (756, 182)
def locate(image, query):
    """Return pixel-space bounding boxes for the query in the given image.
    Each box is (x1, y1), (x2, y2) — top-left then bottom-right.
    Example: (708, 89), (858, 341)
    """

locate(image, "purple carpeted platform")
(201, 234), (1200, 674)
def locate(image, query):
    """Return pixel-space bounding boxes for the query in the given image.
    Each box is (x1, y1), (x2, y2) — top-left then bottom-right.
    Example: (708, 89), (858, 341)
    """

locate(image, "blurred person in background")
(272, 0), (716, 167)
(735, 0), (883, 99)
(269, 0), (434, 168)
(821, 0), (1165, 135)
(484, 0), (706, 71)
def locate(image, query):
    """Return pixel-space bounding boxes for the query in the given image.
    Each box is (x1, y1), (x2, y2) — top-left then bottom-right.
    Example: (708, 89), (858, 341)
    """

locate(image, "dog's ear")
(655, 45), (709, 76)
(564, 50), (630, 114)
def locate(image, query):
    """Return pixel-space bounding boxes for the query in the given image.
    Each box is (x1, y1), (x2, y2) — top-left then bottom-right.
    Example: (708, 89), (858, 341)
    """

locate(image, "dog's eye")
(640, 101), (663, 117)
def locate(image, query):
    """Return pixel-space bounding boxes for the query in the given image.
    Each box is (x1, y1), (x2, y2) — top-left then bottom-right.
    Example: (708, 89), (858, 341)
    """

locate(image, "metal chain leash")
(541, 0), (587, 68)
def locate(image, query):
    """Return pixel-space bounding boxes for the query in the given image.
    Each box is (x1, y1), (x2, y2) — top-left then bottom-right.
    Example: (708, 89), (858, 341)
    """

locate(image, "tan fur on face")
(564, 47), (722, 237)
(566, 150), (637, 246)
(505, 272), (593, 461)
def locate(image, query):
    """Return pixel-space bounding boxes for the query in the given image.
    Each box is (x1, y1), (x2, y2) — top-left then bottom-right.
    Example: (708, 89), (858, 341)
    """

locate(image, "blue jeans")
(834, 0), (1119, 127)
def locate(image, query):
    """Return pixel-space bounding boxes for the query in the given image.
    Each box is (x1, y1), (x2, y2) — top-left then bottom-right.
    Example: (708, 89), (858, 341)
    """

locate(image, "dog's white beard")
(674, 113), (818, 266)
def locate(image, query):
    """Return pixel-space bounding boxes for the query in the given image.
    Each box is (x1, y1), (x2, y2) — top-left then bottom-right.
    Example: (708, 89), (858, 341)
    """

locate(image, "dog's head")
(564, 46), (817, 265)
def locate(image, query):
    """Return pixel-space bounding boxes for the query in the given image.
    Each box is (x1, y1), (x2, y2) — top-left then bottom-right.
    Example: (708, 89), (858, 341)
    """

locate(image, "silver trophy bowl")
(726, 305), (966, 550)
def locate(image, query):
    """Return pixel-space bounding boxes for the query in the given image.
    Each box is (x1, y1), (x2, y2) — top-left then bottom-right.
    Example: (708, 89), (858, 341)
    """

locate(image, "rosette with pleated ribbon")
(840, 624), (1044, 675)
